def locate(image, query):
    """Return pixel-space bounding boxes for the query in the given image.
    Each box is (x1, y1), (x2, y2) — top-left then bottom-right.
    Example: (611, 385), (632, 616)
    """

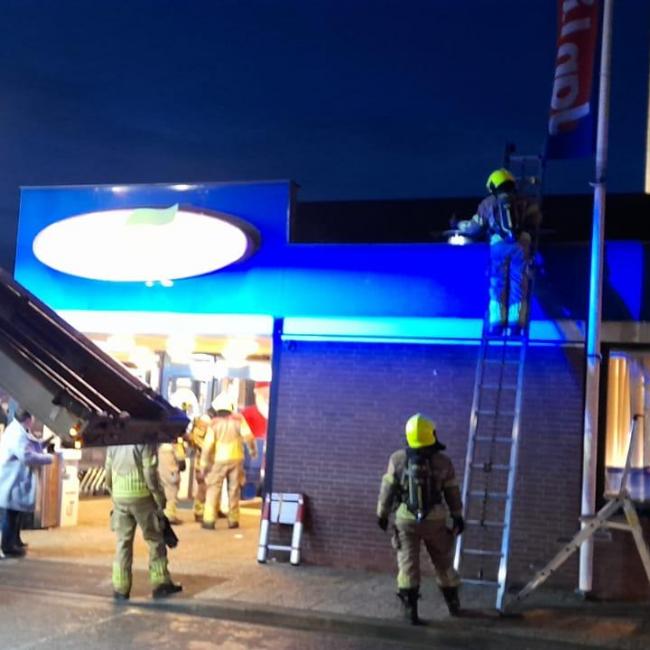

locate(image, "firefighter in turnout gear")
(105, 443), (182, 600)
(377, 414), (464, 623)
(456, 168), (542, 337)
(200, 395), (257, 530)
(188, 414), (212, 522)
(157, 438), (187, 525)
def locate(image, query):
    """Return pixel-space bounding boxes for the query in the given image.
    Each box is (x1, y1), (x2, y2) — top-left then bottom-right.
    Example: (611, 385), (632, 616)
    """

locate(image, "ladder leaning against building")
(452, 149), (544, 611)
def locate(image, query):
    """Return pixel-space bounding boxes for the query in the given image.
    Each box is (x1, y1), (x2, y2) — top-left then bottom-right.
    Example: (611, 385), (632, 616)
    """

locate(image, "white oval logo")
(33, 205), (260, 283)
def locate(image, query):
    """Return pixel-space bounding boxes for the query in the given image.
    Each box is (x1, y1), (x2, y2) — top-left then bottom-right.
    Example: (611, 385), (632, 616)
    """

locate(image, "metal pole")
(579, 0), (614, 594)
(646, 31), (650, 194)
(262, 317), (284, 498)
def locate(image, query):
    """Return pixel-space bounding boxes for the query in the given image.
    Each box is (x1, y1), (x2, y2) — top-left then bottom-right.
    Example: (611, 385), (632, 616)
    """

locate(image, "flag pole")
(579, 0), (614, 594)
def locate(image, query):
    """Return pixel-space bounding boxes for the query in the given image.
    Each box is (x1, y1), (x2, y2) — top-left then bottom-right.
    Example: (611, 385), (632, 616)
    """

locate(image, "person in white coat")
(0, 410), (53, 557)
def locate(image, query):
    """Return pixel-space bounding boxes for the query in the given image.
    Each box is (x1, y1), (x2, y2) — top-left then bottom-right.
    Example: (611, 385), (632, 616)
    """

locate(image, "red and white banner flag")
(546, 0), (601, 159)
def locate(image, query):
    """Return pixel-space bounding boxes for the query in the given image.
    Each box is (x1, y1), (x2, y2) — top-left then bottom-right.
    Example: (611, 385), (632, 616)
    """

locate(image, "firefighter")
(188, 414), (212, 522)
(105, 443), (182, 600)
(200, 394), (257, 530)
(157, 438), (187, 525)
(456, 168), (542, 337)
(377, 413), (464, 623)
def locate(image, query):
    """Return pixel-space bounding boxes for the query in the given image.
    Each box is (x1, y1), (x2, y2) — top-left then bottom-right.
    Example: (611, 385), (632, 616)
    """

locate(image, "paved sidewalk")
(4, 498), (650, 649)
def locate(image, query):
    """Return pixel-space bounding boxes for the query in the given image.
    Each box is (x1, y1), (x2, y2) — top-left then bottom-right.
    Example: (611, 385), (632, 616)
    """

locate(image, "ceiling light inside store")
(33, 204), (260, 282)
(166, 334), (196, 364)
(221, 339), (259, 365)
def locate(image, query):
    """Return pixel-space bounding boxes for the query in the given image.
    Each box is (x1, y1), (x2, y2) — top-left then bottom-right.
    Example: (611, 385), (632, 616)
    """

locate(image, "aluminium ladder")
(453, 146), (545, 611)
(504, 144), (545, 207)
(453, 321), (529, 611)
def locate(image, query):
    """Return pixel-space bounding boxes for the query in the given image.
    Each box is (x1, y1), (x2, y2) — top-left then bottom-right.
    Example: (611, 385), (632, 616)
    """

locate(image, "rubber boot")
(397, 588), (421, 625)
(440, 586), (461, 616)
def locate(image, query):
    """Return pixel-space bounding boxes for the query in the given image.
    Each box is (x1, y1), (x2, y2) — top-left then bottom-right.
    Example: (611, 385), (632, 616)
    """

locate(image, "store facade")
(14, 181), (650, 597)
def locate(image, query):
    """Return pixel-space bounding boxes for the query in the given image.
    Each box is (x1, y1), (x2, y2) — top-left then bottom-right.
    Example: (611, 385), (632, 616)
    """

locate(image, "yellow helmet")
(486, 168), (515, 194)
(405, 413), (437, 449)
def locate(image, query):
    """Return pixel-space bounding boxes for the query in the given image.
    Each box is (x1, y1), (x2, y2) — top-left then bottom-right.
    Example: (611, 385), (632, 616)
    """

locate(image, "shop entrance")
(1, 320), (273, 535)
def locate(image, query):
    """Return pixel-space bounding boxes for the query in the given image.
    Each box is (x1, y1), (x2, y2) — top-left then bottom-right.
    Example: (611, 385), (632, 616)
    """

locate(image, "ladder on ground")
(510, 414), (650, 609)
(453, 320), (530, 611)
(453, 145), (545, 611)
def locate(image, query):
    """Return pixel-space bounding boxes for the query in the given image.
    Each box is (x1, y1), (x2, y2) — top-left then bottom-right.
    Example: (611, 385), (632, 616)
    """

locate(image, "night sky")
(1, 1), (648, 268)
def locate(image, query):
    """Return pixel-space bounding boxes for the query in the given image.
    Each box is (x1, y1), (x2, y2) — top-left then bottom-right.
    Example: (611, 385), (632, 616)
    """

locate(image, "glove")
(178, 459), (187, 473)
(159, 513), (179, 549)
(452, 515), (465, 536)
(377, 515), (389, 532)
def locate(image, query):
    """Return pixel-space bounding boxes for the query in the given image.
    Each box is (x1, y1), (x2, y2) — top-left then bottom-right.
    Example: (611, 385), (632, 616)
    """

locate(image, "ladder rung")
(474, 436), (513, 444)
(463, 549), (503, 557)
(470, 463), (511, 472)
(484, 358), (520, 365)
(461, 578), (500, 586)
(480, 383), (518, 390)
(267, 544), (292, 551)
(469, 490), (510, 500)
(476, 409), (515, 417)
(466, 519), (506, 528)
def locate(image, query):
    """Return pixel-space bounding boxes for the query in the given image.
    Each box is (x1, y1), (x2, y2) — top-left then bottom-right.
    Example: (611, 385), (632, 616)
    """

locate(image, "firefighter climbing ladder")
(511, 414), (650, 608)
(453, 147), (544, 611)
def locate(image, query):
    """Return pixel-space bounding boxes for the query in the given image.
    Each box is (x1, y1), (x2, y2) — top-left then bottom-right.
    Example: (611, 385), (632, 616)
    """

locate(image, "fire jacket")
(200, 414), (257, 468)
(105, 443), (166, 509)
(377, 448), (462, 522)
(458, 192), (542, 244)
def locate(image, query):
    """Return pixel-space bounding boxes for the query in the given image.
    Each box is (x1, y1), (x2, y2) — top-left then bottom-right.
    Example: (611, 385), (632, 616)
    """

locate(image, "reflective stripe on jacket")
(105, 443), (163, 503)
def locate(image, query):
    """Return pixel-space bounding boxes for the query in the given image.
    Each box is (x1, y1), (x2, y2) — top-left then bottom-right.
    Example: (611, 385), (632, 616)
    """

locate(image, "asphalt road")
(0, 581), (599, 650)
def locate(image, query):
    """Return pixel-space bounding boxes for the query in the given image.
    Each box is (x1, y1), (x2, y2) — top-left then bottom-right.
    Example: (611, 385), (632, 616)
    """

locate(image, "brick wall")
(271, 340), (587, 589)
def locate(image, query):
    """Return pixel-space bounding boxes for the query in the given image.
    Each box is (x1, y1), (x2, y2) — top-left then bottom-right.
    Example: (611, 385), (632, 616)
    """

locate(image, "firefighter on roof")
(377, 414), (464, 623)
(456, 168), (542, 337)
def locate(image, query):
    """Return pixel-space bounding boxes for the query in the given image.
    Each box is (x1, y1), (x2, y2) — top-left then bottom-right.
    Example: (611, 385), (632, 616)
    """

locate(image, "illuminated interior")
(605, 351), (650, 500)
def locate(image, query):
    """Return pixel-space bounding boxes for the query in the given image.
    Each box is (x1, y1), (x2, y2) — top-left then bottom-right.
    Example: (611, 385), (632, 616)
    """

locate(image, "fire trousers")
(392, 517), (460, 590)
(111, 496), (171, 596)
(488, 237), (531, 328)
(204, 461), (244, 525)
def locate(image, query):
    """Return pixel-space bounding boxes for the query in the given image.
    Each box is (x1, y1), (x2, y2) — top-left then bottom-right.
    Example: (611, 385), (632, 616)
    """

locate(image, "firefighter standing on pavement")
(188, 414), (212, 522)
(200, 395), (257, 530)
(105, 443), (182, 600)
(377, 414), (464, 623)
(157, 438), (187, 525)
(456, 168), (542, 337)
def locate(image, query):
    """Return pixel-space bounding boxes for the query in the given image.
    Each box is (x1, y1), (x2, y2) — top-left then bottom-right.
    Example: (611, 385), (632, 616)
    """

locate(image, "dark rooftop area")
(293, 193), (650, 244)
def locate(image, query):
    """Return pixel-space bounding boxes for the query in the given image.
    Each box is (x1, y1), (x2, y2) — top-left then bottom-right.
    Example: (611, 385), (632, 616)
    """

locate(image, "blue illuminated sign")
(15, 182), (489, 327)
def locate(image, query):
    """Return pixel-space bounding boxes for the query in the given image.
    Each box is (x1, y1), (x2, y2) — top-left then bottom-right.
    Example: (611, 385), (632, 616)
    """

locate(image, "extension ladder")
(510, 415), (650, 608)
(504, 144), (545, 206)
(453, 321), (529, 611)
(453, 146), (544, 610)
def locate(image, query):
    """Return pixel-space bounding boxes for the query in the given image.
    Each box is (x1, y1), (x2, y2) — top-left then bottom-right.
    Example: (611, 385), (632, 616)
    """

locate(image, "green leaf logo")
(126, 204), (178, 226)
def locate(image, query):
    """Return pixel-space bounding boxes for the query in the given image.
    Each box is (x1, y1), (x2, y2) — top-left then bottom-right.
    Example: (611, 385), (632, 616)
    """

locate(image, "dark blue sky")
(0, 1), (649, 266)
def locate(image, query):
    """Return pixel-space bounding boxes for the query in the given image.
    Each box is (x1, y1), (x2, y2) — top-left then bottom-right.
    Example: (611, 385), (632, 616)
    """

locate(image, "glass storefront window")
(605, 351), (650, 501)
